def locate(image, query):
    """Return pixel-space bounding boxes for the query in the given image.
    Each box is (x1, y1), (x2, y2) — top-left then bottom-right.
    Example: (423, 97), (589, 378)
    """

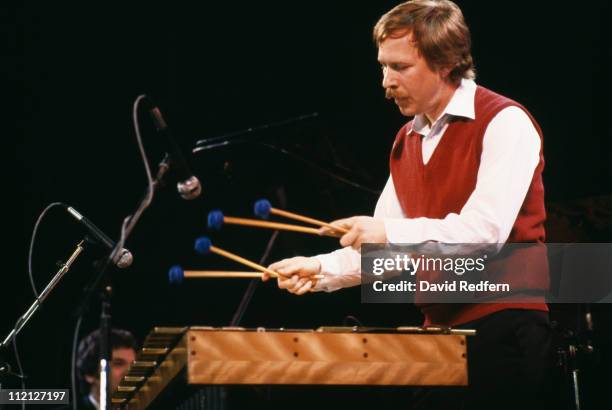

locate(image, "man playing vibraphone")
(263, 1), (555, 408)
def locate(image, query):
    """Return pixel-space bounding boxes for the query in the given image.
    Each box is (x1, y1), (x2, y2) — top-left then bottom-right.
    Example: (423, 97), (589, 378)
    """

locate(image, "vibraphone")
(112, 326), (475, 409)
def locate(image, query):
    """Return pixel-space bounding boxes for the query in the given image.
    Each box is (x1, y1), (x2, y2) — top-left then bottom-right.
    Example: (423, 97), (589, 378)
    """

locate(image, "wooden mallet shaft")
(194, 237), (325, 288)
(209, 245), (282, 278)
(185, 270), (265, 278)
(268, 207), (349, 234)
(183, 270), (324, 279)
(223, 216), (342, 238)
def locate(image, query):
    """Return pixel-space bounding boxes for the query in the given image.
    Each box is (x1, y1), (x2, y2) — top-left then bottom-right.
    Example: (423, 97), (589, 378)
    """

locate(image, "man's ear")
(439, 65), (453, 79)
(85, 374), (97, 384)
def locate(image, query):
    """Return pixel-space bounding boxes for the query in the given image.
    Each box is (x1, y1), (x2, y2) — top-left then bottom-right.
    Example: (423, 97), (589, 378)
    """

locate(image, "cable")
(109, 94), (155, 266)
(133, 94), (155, 191)
(12, 318), (27, 410)
(69, 94), (154, 410)
(194, 139), (381, 196)
(194, 112), (319, 147)
(194, 138), (381, 196)
(7, 201), (66, 410)
(27, 202), (67, 300)
(342, 315), (364, 327)
(193, 126), (382, 196)
(259, 143), (382, 196)
(70, 315), (83, 410)
(230, 230), (279, 326)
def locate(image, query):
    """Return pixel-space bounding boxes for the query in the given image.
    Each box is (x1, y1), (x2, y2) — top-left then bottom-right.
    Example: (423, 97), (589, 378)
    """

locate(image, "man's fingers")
(318, 222), (347, 236)
(289, 277), (309, 293)
(266, 257), (321, 295)
(269, 258), (301, 277)
(295, 280), (313, 295)
(269, 259), (290, 273)
(277, 262), (302, 276)
(329, 217), (355, 230)
(318, 226), (332, 236)
(278, 274), (299, 290)
(340, 227), (359, 248)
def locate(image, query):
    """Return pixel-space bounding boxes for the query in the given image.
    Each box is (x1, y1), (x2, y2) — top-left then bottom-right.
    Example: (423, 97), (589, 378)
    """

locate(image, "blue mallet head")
(207, 209), (225, 230)
(194, 236), (212, 255)
(254, 199), (272, 219)
(168, 265), (184, 284)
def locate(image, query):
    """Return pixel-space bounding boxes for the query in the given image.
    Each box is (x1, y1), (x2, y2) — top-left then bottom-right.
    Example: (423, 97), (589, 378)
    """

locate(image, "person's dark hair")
(76, 328), (137, 390)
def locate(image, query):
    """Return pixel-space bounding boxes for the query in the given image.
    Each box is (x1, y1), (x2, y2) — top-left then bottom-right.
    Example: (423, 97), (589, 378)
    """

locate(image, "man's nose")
(382, 68), (397, 89)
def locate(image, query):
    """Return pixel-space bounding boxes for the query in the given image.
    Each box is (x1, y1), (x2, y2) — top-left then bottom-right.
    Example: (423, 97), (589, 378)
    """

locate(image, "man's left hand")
(320, 216), (387, 249)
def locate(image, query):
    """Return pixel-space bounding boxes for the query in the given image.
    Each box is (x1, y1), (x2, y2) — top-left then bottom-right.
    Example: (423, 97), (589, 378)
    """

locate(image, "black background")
(10, 0), (612, 406)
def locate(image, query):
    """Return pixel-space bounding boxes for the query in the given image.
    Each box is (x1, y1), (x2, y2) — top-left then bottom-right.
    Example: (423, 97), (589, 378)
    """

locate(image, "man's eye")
(380, 64), (409, 73)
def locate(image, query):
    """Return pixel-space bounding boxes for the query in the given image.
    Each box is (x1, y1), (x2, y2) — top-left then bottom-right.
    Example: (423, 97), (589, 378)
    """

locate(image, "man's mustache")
(385, 90), (403, 99)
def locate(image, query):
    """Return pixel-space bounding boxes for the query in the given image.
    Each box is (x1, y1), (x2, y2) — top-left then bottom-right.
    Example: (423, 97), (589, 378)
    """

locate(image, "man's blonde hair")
(373, 0), (475, 83)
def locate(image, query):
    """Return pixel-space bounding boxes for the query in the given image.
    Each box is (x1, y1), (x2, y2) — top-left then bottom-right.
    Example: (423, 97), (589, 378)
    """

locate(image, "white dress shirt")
(88, 393), (100, 410)
(314, 79), (541, 292)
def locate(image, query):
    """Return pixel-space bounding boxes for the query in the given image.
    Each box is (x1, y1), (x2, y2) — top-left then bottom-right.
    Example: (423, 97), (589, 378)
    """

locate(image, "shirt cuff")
(383, 217), (427, 244)
(312, 250), (362, 292)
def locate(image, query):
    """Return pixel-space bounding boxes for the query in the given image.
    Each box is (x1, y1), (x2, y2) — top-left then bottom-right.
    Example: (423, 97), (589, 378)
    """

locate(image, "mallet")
(207, 210), (341, 237)
(169, 266), (270, 284)
(254, 198), (348, 234)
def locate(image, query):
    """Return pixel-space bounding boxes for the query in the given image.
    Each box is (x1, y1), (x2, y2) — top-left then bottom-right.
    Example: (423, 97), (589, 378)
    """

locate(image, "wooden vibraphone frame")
(112, 326), (474, 409)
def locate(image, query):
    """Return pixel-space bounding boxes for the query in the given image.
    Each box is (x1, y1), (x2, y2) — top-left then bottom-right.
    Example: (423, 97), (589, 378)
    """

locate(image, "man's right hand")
(262, 256), (322, 295)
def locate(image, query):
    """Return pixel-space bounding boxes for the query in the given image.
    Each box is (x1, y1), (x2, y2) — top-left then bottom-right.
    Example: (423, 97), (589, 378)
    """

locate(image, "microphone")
(148, 100), (202, 200)
(65, 206), (134, 268)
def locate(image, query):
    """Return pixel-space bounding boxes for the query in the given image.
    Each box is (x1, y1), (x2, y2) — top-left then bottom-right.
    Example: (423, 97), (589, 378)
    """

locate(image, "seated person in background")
(75, 328), (137, 410)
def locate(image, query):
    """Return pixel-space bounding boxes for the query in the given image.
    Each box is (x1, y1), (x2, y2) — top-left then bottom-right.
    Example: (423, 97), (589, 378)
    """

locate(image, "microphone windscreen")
(168, 265), (184, 284)
(195, 236), (212, 255)
(207, 210), (225, 230)
(254, 199), (272, 219)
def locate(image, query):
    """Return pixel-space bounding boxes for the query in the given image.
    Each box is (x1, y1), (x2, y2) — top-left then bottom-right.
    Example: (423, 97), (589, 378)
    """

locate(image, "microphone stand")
(0, 239), (87, 382)
(73, 155), (171, 410)
(193, 112), (319, 151)
(556, 303), (597, 410)
(229, 187), (287, 327)
(98, 286), (112, 410)
(191, 116), (381, 196)
(1, 239), (86, 349)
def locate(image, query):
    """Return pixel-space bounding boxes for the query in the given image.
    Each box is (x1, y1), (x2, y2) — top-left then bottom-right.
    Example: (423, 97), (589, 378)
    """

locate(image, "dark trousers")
(414, 309), (558, 410)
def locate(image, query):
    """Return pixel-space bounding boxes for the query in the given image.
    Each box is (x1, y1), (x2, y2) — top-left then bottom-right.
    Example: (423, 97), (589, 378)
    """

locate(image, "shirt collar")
(409, 78), (477, 135)
(88, 393), (100, 410)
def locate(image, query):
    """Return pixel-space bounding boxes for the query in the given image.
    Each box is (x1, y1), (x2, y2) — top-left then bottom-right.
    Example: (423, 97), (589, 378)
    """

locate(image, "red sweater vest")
(389, 86), (548, 326)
